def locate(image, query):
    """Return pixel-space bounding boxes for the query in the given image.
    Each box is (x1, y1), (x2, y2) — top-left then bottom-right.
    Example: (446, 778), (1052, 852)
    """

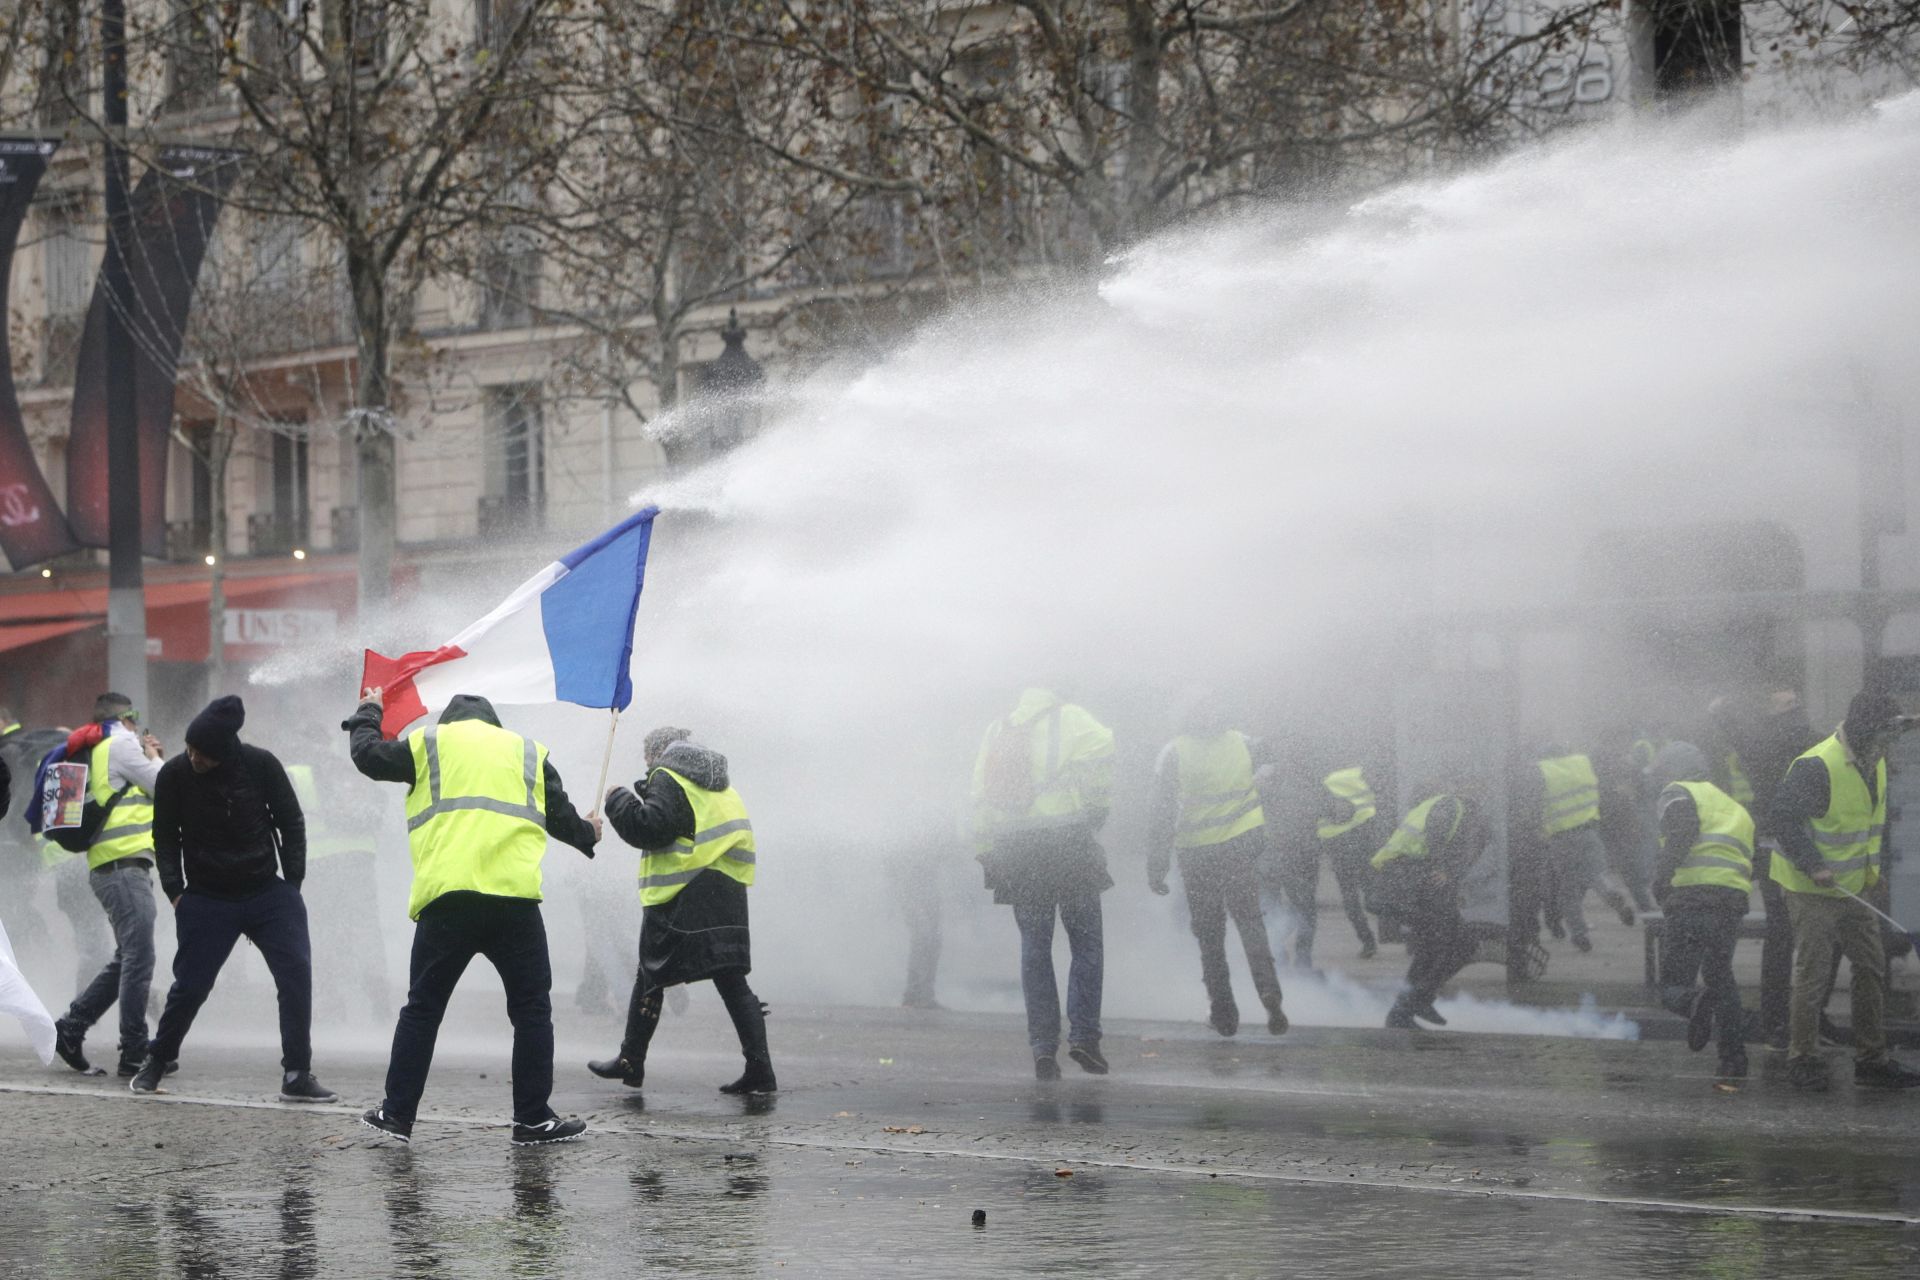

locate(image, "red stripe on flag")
(360, 645), (468, 739)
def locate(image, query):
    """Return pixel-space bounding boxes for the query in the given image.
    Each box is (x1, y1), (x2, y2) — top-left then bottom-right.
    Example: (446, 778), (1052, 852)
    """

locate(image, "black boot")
(594, 981), (661, 1088)
(587, 1056), (645, 1087)
(717, 979), (777, 1095)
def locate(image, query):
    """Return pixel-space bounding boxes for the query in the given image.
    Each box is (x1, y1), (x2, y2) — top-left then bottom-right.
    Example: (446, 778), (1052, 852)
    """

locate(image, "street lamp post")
(101, 0), (149, 709)
(699, 308), (764, 457)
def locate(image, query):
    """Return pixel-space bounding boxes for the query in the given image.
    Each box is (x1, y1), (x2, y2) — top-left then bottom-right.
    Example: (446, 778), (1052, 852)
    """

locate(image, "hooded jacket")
(345, 694), (597, 856)
(605, 740), (730, 850)
(152, 742), (306, 901)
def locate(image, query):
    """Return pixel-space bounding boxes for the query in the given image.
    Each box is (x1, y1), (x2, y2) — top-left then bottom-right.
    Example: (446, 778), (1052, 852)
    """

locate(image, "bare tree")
(110, 0), (605, 608)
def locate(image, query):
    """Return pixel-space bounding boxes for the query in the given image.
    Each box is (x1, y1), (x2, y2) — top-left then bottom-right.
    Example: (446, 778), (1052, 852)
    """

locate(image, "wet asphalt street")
(3, 1001), (1918, 1278)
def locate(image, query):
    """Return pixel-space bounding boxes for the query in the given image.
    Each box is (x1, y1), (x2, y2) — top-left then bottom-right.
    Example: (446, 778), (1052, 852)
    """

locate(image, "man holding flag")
(349, 508), (657, 1145)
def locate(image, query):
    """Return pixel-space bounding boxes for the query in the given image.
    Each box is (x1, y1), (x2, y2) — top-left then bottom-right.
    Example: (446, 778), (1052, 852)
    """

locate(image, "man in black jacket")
(131, 696), (335, 1101)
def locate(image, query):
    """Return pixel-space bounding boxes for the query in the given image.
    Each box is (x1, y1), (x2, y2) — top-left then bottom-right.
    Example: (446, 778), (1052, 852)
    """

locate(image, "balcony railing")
(248, 511), (309, 557)
(166, 519), (212, 562)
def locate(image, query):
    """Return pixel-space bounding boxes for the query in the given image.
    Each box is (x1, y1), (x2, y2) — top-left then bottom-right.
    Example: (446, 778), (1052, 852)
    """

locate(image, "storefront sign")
(223, 608), (338, 647)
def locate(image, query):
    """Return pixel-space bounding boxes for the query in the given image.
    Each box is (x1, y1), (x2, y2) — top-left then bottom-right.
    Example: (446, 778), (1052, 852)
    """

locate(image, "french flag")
(361, 507), (658, 739)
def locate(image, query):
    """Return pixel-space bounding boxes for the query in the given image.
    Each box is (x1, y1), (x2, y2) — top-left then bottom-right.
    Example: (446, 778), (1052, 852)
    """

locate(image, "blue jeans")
(1012, 892), (1103, 1058)
(65, 860), (157, 1061)
(151, 880), (313, 1071)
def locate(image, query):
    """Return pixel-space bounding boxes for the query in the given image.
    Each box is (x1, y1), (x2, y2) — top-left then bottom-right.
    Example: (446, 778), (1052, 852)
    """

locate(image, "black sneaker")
(587, 1056), (645, 1088)
(1572, 935), (1593, 954)
(361, 1108), (412, 1143)
(1358, 941), (1378, 960)
(1067, 1044), (1108, 1076)
(280, 1072), (338, 1103)
(1264, 995), (1290, 1035)
(1385, 1007), (1425, 1030)
(1686, 991), (1715, 1053)
(1413, 1000), (1448, 1027)
(1787, 1057), (1830, 1092)
(1716, 1051), (1749, 1080)
(511, 1116), (587, 1146)
(53, 1019), (97, 1075)
(1034, 1055), (1061, 1081)
(1854, 1057), (1920, 1089)
(128, 1057), (167, 1094)
(1208, 1001), (1239, 1037)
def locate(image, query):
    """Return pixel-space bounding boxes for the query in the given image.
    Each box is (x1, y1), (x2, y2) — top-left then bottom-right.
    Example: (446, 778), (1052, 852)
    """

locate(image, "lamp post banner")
(66, 145), (245, 554)
(0, 137), (79, 569)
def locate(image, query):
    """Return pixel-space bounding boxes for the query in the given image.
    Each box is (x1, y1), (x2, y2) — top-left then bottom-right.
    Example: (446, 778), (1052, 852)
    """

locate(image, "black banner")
(0, 137), (79, 569)
(67, 145), (244, 554)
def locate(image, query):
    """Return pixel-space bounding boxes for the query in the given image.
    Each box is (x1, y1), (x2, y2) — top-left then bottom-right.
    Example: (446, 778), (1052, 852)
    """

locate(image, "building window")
(481, 385), (544, 534)
(251, 0), (310, 81)
(250, 425), (310, 555)
(479, 241), (540, 330)
(40, 199), (91, 383)
(38, 0), (86, 125)
(168, 1), (226, 111)
(475, 0), (530, 54)
(1649, 0), (1742, 96)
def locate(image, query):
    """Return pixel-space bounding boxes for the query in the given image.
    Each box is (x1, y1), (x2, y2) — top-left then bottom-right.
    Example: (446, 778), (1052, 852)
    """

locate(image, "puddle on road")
(6, 1131), (1915, 1278)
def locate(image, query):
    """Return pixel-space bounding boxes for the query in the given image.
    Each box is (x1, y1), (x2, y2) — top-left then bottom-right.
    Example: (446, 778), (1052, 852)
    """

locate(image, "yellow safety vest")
(1722, 751), (1756, 806)
(1371, 794), (1464, 870)
(86, 736), (155, 870)
(637, 766), (756, 906)
(1538, 754), (1600, 838)
(402, 720), (549, 920)
(287, 763), (376, 861)
(1169, 732), (1264, 849)
(1661, 780), (1753, 895)
(971, 690), (1115, 849)
(1317, 767), (1377, 840)
(1771, 733), (1883, 898)
(1629, 736), (1663, 773)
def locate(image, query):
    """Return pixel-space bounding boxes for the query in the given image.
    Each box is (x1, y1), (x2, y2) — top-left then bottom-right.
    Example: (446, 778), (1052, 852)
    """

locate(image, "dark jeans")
(1281, 828), (1377, 960)
(384, 892), (555, 1126)
(1390, 891), (1477, 1008)
(1757, 874), (1793, 1036)
(1658, 898), (1746, 1056)
(1180, 839), (1282, 1014)
(1012, 891), (1103, 1058)
(65, 859), (157, 1061)
(151, 880), (313, 1071)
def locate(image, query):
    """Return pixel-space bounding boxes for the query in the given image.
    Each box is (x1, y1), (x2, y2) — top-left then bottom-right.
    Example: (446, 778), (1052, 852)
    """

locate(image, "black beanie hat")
(1844, 691), (1900, 743)
(186, 695), (246, 759)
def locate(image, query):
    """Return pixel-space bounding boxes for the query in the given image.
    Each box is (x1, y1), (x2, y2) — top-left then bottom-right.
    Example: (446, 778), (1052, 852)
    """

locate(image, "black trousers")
(1397, 896), (1477, 1007)
(383, 892), (554, 1126)
(1280, 827), (1377, 959)
(1757, 876), (1793, 1036)
(1659, 898), (1747, 1056)
(1181, 838), (1282, 1011)
(150, 880), (312, 1071)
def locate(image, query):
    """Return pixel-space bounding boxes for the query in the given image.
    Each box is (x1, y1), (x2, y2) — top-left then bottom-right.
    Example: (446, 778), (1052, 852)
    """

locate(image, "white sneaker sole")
(281, 1093), (339, 1103)
(359, 1115), (411, 1143)
(510, 1130), (587, 1147)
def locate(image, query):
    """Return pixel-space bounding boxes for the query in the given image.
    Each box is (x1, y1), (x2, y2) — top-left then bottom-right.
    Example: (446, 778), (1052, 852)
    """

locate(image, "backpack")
(981, 715), (1038, 816)
(30, 744), (127, 854)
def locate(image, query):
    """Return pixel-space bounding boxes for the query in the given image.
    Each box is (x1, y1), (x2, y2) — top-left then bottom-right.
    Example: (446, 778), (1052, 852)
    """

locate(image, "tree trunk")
(348, 253), (397, 616)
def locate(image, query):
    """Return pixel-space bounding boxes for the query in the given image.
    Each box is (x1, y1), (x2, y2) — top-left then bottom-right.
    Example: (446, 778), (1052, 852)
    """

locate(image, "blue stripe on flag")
(540, 506), (657, 710)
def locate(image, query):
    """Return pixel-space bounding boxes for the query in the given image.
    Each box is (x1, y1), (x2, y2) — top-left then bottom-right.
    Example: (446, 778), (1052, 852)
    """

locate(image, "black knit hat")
(1844, 691), (1900, 743)
(186, 695), (246, 759)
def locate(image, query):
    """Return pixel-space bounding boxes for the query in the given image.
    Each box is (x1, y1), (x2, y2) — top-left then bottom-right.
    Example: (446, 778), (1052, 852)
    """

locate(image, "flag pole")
(590, 706), (621, 818)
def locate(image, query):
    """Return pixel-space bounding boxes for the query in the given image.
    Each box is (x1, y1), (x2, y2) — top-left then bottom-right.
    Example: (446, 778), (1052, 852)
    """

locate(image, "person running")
(348, 689), (600, 1145)
(132, 696), (334, 1101)
(1371, 783), (1491, 1030)
(589, 726), (774, 1095)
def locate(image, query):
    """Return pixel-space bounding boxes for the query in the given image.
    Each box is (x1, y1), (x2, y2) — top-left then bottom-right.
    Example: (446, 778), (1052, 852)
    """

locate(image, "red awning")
(0, 618), (99, 654)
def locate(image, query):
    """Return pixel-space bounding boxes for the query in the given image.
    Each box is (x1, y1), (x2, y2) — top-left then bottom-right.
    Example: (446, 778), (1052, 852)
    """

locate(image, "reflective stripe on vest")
(1661, 780), (1753, 895)
(1171, 733), (1264, 849)
(1538, 754), (1600, 837)
(1771, 733), (1884, 898)
(1317, 767), (1377, 839)
(1723, 751), (1755, 806)
(1371, 794), (1463, 870)
(638, 767), (756, 906)
(403, 721), (549, 920)
(86, 736), (154, 870)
